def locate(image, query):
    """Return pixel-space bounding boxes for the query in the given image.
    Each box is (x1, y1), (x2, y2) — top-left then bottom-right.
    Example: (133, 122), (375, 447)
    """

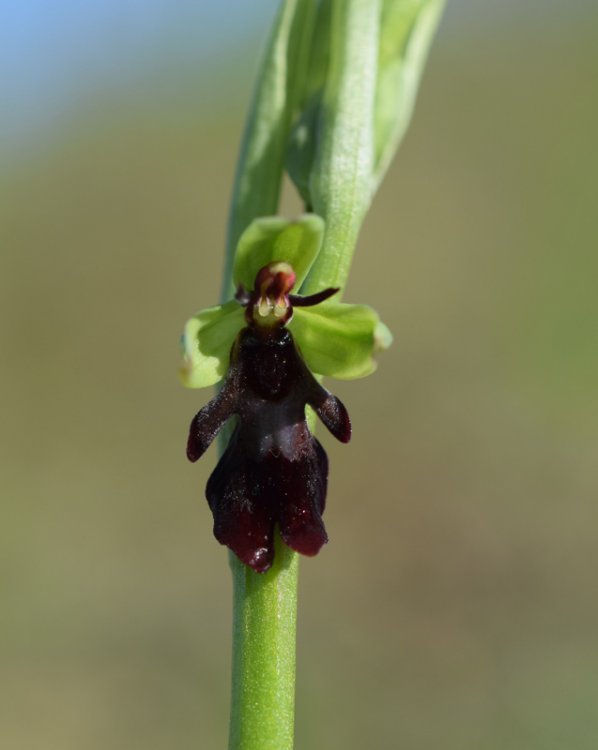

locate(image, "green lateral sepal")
(289, 301), (392, 379)
(180, 301), (244, 389)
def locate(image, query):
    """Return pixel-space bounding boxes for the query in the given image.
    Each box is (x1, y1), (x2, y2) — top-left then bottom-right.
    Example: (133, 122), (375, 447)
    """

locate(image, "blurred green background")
(2, 2), (597, 748)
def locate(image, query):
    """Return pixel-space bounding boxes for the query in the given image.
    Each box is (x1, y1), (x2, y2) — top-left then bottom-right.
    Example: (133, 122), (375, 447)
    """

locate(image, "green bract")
(180, 214), (391, 388)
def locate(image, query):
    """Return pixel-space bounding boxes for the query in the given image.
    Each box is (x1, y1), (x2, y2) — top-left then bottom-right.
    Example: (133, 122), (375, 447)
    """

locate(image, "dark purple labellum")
(186, 263), (350, 573)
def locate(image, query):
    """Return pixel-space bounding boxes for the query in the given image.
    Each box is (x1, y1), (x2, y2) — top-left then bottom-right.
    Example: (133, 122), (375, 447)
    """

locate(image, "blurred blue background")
(2, 2), (597, 748)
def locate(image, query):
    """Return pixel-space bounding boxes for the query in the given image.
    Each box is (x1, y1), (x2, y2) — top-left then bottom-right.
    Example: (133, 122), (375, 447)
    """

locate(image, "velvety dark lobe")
(187, 327), (351, 573)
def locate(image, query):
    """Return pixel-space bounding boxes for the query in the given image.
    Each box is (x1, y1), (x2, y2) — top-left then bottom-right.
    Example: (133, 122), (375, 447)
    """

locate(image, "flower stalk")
(228, 537), (298, 750)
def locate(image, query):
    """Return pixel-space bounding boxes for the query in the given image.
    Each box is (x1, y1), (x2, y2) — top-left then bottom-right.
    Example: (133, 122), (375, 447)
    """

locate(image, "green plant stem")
(222, 4), (313, 747)
(219, 2), (444, 748)
(228, 539), (299, 750)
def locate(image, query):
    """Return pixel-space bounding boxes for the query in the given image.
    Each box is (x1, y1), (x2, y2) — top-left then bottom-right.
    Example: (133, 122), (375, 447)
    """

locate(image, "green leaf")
(232, 214), (325, 291)
(286, 1), (332, 208)
(297, 0), (332, 109)
(302, 0), (382, 295)
(287, 0), (444, 295)
(372, 0), (444, 191)
(286, 93), (320, 208)
(289, 301), (392, 379)
(180, 301), (244, 388)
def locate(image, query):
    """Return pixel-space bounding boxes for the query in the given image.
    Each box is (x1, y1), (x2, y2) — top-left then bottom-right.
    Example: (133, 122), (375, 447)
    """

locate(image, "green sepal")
(289, 301), (392, 379)
(232, 214), (325, 291)
(180, 301), (244, 388)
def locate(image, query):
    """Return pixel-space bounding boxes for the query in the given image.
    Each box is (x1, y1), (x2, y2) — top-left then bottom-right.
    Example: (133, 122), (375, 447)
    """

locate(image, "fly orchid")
(181, 214), (391, 572)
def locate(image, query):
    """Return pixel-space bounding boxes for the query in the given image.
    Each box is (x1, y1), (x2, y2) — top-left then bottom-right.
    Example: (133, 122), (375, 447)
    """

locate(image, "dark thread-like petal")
(289, 287), (339, 307)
